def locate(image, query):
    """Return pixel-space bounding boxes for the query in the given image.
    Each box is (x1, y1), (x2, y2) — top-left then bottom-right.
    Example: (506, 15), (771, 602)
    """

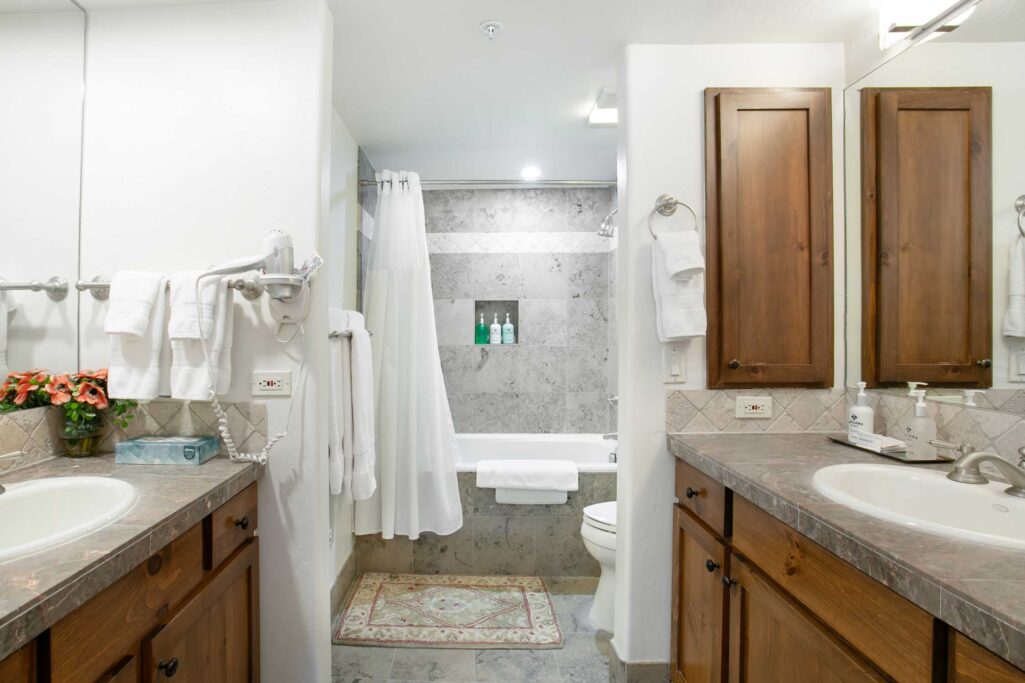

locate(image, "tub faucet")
(602, 432), (618, 440)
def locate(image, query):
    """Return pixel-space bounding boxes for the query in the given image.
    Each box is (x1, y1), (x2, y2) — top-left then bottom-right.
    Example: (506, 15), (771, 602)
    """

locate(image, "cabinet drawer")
(0, 641), (35, 683)
(732, 497), (933, 683)
(675, 461), (729, 537)
(951, 632), (1025, 682)
(205, 483), (258, 570)
(51, 523), (205, 683)
(97, 654), (140, 683)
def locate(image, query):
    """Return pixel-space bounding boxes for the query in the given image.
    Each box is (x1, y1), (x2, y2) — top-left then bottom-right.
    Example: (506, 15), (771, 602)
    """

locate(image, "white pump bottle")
(848, 382), (874, 437)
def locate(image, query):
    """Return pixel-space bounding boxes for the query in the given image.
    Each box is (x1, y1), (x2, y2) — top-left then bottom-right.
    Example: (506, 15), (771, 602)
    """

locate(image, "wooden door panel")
(706, 88), (833, 387)
(0, 642), (35, 683)
(951, 632), (1025, 682)
(863, 87), (991, 386)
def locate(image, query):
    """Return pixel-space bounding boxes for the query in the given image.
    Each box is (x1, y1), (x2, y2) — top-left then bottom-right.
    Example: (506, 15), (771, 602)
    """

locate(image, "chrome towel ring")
(1016, 194), (1025, 239)
(648, 193), (698, 239)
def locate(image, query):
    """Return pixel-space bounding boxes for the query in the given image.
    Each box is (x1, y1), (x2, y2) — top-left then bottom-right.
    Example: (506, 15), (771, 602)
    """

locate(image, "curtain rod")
(359, 179), (615, 189)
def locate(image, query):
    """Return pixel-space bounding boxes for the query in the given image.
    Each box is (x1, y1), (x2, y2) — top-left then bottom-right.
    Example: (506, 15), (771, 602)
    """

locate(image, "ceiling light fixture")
(520, 165), (542, 181)
(480, 20), (504, 40)
(587, 88), (617, 127)
(879, 0), (980, 49)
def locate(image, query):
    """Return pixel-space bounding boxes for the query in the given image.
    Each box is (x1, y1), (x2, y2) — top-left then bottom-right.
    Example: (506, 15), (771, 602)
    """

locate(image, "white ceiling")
(328, 0), (882, 180)
(0, 0), (78, 12)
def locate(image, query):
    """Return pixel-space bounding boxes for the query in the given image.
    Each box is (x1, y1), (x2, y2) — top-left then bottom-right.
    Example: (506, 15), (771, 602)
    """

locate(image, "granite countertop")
(0, 453), (259, 661)
(669, 433), (1025, 670)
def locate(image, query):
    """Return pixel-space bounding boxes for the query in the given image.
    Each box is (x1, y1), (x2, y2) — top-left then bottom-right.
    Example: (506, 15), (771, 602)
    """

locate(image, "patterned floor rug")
(333, 573), (564, 649)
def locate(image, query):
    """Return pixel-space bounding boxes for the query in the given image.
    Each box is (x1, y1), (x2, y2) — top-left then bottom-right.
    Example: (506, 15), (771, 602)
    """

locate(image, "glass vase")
(60, 417), (104, 458)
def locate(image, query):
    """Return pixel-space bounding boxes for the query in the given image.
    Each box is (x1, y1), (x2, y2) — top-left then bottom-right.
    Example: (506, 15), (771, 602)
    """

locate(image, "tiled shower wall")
(429, 188), (617, 434)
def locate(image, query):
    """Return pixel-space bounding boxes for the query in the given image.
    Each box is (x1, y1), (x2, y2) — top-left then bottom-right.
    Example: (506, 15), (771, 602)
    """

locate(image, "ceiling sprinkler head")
(479, 20), (503, 40)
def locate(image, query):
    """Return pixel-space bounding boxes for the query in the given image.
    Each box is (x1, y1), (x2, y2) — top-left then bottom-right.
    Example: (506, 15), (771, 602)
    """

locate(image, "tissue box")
(115, 436), (220, 466)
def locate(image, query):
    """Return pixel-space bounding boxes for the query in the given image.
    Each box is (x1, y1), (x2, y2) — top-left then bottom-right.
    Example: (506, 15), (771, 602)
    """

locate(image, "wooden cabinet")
(861, 87), (992, 387)
(951, 632), (1025, 683)
(726, 557), (885, 683)
(0, 642), (35, 682)
(671, 506), (728, 683)
(705, 87), (834, 388)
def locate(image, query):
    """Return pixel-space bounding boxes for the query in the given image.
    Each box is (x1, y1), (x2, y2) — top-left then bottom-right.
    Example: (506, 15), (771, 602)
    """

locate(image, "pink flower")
(75, 381), (109, 410)
(45, 374), (74, 406)
(78, 368), (108, 382)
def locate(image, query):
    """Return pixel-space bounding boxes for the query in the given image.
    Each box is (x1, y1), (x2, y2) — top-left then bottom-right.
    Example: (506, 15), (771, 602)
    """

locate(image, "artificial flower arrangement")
(0, 369), (136, 457)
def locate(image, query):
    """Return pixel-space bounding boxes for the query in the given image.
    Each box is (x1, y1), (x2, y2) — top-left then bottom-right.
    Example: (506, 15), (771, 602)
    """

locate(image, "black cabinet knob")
(728, 359), (740, 369)
(705, 559), (720, 573)
(234, 516), (250, 530)
(158, 658), (179, 678)
(685, 487), (700, 499)
(721, 576), (737, 588)
(976, 359), (992, 368)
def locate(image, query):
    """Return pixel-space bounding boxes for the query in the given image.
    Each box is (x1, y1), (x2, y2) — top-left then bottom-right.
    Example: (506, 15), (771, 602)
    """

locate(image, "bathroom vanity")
(669, 433), (1025, 683)
(0, 456), (260, 682)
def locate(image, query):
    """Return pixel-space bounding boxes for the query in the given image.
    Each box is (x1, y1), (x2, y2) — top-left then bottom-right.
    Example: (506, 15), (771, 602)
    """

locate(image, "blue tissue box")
(115, 436), (220, 466)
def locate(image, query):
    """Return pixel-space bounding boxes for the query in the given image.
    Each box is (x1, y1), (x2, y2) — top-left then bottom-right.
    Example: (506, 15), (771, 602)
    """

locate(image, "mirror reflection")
(0, 0), (84, 376)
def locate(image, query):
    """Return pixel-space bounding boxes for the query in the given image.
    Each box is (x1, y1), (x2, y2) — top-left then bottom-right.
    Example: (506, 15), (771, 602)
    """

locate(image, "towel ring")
(1016, 194), (1025, 239)
(648, 194), (698, 239)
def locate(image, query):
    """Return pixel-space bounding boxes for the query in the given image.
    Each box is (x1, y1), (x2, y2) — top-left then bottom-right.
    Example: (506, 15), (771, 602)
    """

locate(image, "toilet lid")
(583, 501), (617, 532)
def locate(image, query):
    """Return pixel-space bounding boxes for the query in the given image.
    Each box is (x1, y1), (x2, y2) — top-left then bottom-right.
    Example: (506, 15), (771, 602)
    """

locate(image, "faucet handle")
(1017, 446), (1025, 468)
(930, 439), (974, 457)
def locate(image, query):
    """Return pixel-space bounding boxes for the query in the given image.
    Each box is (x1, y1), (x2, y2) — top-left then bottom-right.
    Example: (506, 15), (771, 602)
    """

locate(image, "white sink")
(812, 464), (1025, 550)
(0, 476), (137, 562)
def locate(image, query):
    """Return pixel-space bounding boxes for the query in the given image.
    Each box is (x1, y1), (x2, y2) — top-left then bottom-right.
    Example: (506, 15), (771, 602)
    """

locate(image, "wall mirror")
(0, 0), (85, 375)
(844, 0), (1025, 409)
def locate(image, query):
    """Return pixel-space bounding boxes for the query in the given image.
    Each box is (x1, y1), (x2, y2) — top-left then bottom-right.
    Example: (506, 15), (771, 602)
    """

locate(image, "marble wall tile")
(474, 189), (568, 233)
(666, 388), (848, 435)
(423, 189), (475, 233)
(473, 516), (535, 575)
(518, 298), (569, 346)
(431, 253), (523, 300)
(534, 516), (599, 577)
(566, 299), (608, 347)
(566, 187), (616, 232)
(565, 392), (610, 433)
(564, 347), (609, 393)
(440, 346), (566, 395)
(434, 299), (475, 345)
(411, 530), (476, 575)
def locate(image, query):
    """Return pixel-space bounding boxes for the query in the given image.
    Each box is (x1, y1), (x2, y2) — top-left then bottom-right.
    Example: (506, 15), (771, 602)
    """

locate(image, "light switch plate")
(251, 371), (292, 396)
(663, 344), (687, 383)
(1010, 347), (1025, 383)
(735, 395), (772, 419)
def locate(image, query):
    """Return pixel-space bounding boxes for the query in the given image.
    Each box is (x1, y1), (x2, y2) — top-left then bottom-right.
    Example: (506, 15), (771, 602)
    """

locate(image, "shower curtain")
(355, 170), (463, 540)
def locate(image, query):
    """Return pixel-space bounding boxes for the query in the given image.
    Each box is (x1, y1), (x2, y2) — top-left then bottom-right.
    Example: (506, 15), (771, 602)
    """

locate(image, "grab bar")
(0, 277), (68, 301)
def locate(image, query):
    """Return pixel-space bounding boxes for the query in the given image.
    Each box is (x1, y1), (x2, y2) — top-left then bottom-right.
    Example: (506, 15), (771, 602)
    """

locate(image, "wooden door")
(670, 505), (728, 683)
(143, 539), (260, 683)
(950, 632), (1025, 683)
(726, 557), (886, 683)
(705, 87), (833, 388)
(0, 642), (35, 683)
(862, 87), (992, 386)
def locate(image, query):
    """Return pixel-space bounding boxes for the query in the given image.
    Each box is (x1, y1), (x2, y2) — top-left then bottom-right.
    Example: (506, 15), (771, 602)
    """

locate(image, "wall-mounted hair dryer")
(202, 229), (302, 300)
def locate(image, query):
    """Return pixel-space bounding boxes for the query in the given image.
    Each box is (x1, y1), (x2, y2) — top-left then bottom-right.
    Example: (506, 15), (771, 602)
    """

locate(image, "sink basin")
(0, 476), (137, 562)
(812, 464), (1025, 550)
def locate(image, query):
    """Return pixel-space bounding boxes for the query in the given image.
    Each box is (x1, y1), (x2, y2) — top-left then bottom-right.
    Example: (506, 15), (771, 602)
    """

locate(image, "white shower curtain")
(355, 170), (463, 540)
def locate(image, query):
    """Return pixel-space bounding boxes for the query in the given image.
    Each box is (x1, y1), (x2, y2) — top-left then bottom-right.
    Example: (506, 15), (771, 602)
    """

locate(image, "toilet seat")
(583, 501), (617, 534)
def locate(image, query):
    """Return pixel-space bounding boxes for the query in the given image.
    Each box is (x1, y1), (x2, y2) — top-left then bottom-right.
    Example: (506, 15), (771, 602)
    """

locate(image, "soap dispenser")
(906, 381), (928, 396)
(903, 390), (937, 460)
(962, 389), (986, 407)
(476, 314), (488, 345)
(848, 382), (874, 437)
(489, 314), (502, 345)
(502, 313), (515, 344)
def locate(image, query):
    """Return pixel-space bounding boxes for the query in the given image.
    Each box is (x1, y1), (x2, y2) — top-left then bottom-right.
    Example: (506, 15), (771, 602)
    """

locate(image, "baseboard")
(330, 551), (359, 619)
(609, 638), (670, 683)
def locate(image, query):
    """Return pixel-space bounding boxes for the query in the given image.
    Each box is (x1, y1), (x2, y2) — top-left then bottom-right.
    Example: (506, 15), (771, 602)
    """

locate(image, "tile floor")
(332, 591), (612, 683)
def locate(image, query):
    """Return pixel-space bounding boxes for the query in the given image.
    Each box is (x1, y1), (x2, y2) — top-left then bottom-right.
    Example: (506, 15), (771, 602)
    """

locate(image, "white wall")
(0, 9), (83, 373)
(77, 1), (334, 679)
(615, 43), (845, 664)
(844, 41), (1025, 388)
(328, 108), (359, 579)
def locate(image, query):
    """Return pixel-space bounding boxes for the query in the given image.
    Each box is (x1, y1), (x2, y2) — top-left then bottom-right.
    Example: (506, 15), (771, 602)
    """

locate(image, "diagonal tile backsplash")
(666, 388), (848, 434)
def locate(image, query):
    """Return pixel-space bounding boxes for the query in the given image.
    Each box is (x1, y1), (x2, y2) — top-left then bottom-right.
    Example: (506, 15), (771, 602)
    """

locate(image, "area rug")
(333, 572), (564, 649)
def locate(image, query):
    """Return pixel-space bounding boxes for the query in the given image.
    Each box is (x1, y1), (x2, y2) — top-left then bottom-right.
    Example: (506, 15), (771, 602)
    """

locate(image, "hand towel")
(658, 231), (705, 279)
(328, 309), (352, 497)
(1005, 235), (1025, 337)
(107, 275), (168, 400)
(0, 286), (15, 378)
(328, 308), (377, 500)
(476, 459), (579, 492)
(169, 273), (235, 400)
(652, 241), (706, 341)
(104, 271), (167, 337)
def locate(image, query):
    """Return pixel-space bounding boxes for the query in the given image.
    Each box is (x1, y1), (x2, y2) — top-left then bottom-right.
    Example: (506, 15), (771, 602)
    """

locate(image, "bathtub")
(454, 433), (617, 473)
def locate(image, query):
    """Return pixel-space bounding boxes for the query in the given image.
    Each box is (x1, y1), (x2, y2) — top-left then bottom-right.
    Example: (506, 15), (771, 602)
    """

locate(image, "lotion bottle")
(476, 314), (488, 345)
(502, 313), (515, 344)
(903, 390), (937, 460)
(848, 381), (874, 437)
(489, 314), (502, 344)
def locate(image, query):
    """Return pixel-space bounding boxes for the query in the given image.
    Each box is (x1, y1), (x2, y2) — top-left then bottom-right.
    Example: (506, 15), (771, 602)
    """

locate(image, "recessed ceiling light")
(520, 165), (542, 180)
(587, 88), (617, 127)
(480, 20), (504, 40)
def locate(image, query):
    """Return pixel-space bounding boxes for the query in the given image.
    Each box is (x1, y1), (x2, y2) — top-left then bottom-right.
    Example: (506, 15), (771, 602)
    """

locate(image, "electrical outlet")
(735, 395), (772, 419)
(251, 371), (292, 397)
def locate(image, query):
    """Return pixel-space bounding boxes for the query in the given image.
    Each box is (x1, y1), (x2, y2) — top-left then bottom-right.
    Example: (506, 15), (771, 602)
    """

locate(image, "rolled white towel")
(476, 459), (579, 492)
(104, 271), (167, 337)
(658, 232), (705, 279)
(652, 243), (706, 341)
(1004, 235), (1025, 337)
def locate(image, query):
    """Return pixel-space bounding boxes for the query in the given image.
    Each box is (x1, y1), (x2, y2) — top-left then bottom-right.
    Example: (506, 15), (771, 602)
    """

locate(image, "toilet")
(581, 500), (617, 632)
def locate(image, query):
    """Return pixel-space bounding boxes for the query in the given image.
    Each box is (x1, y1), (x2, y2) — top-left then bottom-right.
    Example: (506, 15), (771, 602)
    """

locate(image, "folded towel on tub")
(476, 459), (579, 492)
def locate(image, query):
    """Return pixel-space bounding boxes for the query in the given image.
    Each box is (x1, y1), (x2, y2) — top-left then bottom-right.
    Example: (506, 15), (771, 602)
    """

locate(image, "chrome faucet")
(931, 440), (1025, 498)
(602, 432), (618, 440)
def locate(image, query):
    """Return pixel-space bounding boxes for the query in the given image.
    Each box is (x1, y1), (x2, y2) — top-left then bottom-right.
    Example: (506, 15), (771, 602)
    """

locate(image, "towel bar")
(0, 277), (68, 301)
(77, 274), (264, 301)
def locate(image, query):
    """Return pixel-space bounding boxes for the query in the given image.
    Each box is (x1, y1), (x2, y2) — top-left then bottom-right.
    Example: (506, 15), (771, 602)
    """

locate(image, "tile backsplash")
(666, 388), (848, 434)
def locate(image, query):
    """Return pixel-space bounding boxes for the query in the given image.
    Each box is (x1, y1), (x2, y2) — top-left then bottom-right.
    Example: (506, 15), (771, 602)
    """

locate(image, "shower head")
(597, 209), (617, 238)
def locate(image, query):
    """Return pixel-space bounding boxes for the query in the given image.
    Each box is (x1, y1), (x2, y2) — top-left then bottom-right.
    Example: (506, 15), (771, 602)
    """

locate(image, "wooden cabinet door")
(705, 87), (833, 388)
(951, 632), (1025, 682)
(143, 539), (259, 683)
(0, 642), (35, 683)
(671, 506), (728, 683)
(862, 87), (992, 386)
(726, 557), (885, 683)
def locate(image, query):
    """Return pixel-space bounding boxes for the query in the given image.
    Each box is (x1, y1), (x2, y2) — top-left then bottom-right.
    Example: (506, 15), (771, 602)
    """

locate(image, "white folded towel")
(652, 240), (706, 341)
(476, 459), (579, 492)
(107, 274), (168, 400)
(658, 231), (705, 279)
(104, 271), (167, 337)
(169, 273), (235, 400)
(0, 284), (16, 378)
(329, 309), (377, 500)
(1005, 235), (1025, 337)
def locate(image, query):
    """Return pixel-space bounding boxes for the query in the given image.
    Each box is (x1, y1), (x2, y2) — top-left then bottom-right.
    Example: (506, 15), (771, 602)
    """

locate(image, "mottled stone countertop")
(669, 433), (1025, 670)
(0, 453), (259, 662)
